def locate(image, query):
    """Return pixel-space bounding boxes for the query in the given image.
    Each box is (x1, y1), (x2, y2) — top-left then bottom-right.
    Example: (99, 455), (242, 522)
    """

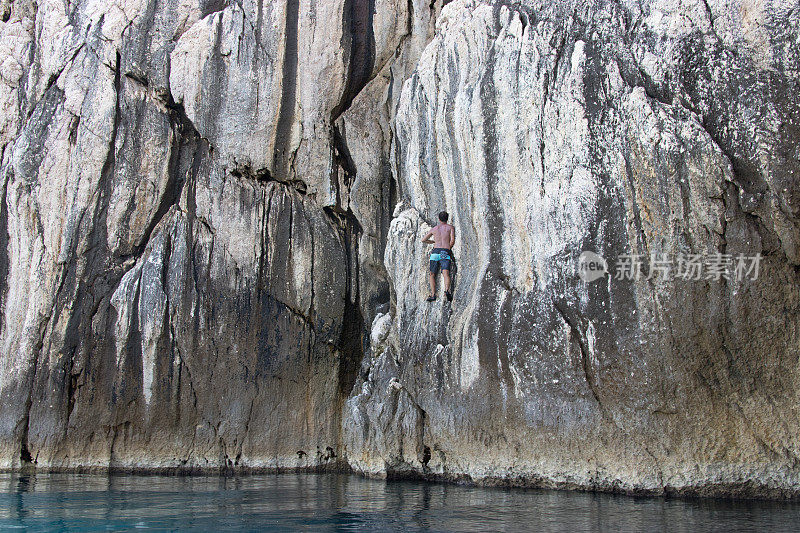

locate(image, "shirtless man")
(421, 211), (456, 302)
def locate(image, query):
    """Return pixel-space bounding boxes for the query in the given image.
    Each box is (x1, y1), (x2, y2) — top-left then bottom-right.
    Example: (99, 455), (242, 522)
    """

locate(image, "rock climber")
(422, 211), (456, 302)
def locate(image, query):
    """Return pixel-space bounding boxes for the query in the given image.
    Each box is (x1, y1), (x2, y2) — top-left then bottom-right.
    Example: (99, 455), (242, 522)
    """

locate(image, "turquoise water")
(1, 473), (799, 532)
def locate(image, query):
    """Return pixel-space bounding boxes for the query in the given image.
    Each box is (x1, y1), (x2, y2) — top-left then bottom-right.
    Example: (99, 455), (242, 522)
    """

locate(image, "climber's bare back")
(426, 223), (455, 249)
(422, 211), (455, 302)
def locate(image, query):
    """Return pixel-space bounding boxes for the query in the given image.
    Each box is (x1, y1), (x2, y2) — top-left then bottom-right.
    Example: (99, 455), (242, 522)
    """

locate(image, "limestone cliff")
(0, 0), (798, 498)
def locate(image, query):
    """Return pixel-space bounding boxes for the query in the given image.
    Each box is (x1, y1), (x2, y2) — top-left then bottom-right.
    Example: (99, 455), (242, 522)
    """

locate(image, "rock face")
(344, 0), (800, 497)
(0, 0), (799, 498)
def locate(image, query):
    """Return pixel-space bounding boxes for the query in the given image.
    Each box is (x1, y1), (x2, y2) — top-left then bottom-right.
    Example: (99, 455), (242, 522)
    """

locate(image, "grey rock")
(0, 0), (389, 471)
(0, 0), (798, 500)
(343, 0), (800, 497)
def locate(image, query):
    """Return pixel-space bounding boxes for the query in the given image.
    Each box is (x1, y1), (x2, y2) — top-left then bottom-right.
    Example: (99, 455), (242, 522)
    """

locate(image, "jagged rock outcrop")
(344, 0), (800, 497)
(1, 0), (799, 499)
(0, 0), (441, 471)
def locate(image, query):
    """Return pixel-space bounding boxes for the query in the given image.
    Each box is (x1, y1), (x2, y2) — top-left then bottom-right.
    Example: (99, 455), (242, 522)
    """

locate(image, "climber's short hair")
(438, 211), (449, 223)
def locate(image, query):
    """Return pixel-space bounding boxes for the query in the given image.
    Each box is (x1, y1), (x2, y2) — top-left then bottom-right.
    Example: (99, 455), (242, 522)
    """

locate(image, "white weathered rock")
(343, 0), (800, 497)
(0, 0), (386, 471)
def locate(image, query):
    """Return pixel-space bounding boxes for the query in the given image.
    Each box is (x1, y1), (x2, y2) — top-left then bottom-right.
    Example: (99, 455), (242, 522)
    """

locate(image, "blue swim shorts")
(429, 248), (453, 273)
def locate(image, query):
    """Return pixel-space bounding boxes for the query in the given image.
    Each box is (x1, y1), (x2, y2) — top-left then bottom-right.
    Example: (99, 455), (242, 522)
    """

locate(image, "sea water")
(1, 473), (799, 532)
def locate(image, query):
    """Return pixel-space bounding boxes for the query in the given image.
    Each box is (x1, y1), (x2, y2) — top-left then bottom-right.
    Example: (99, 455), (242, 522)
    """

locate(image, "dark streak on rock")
(0, 146), (9, 340)
(272, 0), (300, 180)
(333, 0), (376, 121)
(476, 22), (504, 382)
(552, 300), (601, 407)
(324, 206), (365, 398)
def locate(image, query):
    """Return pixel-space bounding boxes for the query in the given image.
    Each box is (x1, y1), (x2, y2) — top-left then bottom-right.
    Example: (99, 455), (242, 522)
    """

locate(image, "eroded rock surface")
(0, 0), (798, 498)
(344, 0), (800, 497)
(0, 0), (440, 472)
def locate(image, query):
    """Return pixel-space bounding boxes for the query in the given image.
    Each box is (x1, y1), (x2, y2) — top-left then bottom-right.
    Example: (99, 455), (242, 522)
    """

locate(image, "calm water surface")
(1, 473), (798, 532)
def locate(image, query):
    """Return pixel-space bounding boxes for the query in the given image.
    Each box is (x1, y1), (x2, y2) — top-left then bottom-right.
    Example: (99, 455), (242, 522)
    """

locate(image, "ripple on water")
(0, 473), (799, 532)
